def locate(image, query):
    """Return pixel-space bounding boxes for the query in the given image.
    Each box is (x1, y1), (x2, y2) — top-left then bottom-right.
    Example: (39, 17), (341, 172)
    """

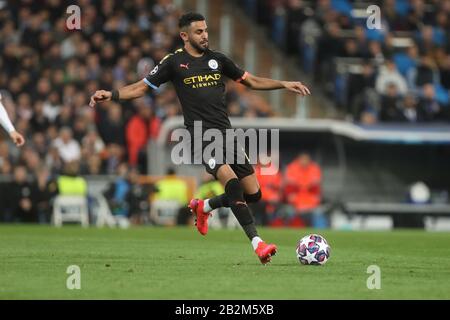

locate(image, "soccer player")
(0, 93), (25, 147)
(89, 12), (311, 264)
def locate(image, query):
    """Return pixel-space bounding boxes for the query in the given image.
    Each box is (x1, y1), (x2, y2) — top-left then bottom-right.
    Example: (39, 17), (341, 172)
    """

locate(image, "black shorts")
(186, 126), (254, 180)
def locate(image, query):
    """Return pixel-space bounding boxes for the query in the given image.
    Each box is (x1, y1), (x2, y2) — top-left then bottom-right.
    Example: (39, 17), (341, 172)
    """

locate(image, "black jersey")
(144, 48), (248, 130)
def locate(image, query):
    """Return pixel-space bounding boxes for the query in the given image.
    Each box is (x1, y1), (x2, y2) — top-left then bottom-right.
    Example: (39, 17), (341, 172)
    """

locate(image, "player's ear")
(179, 30), (189, 42)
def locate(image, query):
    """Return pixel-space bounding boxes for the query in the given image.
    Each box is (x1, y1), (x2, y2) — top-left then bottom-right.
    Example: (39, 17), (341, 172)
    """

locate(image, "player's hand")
(10, 131), (25, 147)
(89, 90), (112, 107)
(283, 81), (311, 96)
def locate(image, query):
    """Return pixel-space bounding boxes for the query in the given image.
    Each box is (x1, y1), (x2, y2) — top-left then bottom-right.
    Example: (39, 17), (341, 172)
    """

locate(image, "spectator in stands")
(20, 146), (41, 173)
(45, 146), (64, 176)
(347, 60), (377, 117)
(438, 54), (450, 91)
(97, 102), (126, 146)
(104, 162), (131, 218)
(393, 44), (419, 78)
(52, 127), (81, 163)
(126, 167), (154, 225)
(406, 0), (433, 31)
(7, 165), (38, 223)
(354, 25), (369, 57)
(56, 161), (88, 197)
(72, 116), (89, 144)
(366, 40), (386, 67)
(239, 90), (275, 117)
(81, 154), (103, 175)
(408, 55), (440, 89)
(379, 83), (402, 122)
(416, 25), (442, 56)
(382, 0), (406, 31)
(398, 94), (426, 123)
(342, 38), (364, 58)
(417, 83), (445, 121)
(376, 59), (408, 96)
(34, 165), (57, 224)
(316, 22), (344, 83)
(153, 168), (189, 220)
(30, 101), (50, 132)
(31, 132), (49, 159)
(126, 99), (160, 170)
(103, 143), (125, 175)
(54, 104), (73, 129)
(0, 159), (12, 175)
(283, 152), (327, 228)
(81, 128), (105, 158)
(154, 168), (188, 203)
(253, 155), (283, 226)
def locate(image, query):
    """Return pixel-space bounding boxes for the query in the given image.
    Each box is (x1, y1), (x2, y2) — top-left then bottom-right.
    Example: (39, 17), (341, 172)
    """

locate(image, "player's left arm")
(241, 73), (311, 96)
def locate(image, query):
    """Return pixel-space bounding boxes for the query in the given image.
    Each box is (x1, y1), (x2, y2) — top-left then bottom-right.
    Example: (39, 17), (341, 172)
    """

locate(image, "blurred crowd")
(239, 0), (450, 123)
(0, 0), (274, 183)
(0, 148), (327, 227)
(0, 0), (278, 224)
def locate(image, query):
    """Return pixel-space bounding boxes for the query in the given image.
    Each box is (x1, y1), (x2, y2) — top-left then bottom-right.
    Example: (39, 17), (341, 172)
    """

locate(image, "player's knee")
(225, 179), (255, 225)
(225, 178), (244, 201)
(244, 189), (262, 203)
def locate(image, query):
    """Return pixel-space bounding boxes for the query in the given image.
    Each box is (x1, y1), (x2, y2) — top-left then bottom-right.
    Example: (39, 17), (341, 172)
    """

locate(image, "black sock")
(224, 179), (259, 240)
(241, 224), (258, 241)
(208, 189), (262, 209)
(209, 193), (229, 209)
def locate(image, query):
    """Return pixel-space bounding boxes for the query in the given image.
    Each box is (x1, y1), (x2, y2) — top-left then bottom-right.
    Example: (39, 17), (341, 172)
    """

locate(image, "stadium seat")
(90, 193), (117, 228)
(207, 208), (240, 230)
(52, 195), (89, 227)
(150, 199), (181, 226)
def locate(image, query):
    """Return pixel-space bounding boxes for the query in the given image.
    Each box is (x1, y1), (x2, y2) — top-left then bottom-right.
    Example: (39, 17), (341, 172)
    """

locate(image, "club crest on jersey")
(150, 65), (158, 75)
(208, 59), (218, 70)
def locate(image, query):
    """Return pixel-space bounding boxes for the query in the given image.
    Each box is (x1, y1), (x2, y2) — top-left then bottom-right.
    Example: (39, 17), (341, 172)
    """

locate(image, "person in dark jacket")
(7, 165), (38, 222)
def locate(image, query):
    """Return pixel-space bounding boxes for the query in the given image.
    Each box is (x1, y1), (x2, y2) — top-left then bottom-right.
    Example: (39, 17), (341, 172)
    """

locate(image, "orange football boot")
(188, 199), (210, 235)
(255, 241), (277, 265)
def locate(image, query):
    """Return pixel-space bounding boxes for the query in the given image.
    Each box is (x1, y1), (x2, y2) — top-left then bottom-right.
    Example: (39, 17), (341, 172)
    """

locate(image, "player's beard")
(191, 39), (208, 53)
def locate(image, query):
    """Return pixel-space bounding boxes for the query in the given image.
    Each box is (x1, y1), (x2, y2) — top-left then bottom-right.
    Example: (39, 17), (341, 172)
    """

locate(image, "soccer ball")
(296, 234), (331, 265)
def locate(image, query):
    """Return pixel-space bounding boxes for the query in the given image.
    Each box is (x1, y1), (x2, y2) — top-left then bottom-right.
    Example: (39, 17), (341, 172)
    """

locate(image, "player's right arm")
(89, 53), (174, 107)
(89, 80), (148, 107)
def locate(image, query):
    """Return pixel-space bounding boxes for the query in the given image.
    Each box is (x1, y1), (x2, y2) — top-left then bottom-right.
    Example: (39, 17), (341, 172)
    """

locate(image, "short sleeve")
(144, 54), (174, 88)
(218, 53), (248, 82)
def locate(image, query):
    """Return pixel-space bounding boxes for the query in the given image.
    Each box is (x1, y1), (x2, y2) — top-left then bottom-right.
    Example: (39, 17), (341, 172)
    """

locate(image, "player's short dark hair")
(178, 12), (205, 29)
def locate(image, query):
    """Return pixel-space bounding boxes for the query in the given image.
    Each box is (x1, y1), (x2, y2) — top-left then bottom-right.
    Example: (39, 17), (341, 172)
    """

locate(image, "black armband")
(111, 89), (120, 101)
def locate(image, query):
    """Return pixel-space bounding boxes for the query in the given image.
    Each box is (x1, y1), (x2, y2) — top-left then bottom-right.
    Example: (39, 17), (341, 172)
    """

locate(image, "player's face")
(186, 20), (209, 52)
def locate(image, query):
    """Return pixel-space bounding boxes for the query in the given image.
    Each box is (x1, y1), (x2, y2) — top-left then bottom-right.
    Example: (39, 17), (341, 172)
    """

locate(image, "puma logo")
(235, 201), (248, 207)
(180, 63), (189, 69)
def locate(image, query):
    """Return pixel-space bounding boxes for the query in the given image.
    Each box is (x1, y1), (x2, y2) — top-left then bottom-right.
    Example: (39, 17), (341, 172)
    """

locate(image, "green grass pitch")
(0, 225), (449, 299)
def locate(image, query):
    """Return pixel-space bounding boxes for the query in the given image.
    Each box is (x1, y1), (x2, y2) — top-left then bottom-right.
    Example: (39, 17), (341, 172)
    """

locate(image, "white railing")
(156, 116), (450, 146)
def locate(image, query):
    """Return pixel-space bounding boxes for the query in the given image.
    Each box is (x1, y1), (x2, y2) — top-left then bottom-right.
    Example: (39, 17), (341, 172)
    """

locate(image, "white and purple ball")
(296, 234), (331, 265)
